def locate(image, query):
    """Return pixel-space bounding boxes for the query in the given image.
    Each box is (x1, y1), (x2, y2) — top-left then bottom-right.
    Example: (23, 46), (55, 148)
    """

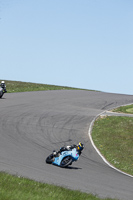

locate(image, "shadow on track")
(65, 166), (82, 170)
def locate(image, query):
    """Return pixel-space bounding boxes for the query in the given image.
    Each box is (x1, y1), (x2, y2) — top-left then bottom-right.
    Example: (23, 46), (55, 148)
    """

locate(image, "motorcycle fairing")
(52, 148), (79, 166)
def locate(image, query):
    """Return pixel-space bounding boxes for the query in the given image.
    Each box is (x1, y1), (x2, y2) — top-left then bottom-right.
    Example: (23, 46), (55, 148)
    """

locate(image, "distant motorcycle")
(0, 81), (7, 98)
(46, 148), (82, 168)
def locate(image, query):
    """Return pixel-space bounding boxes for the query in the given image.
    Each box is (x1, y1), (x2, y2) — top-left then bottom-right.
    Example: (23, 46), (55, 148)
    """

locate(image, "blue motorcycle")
(46, 148), (81, 168)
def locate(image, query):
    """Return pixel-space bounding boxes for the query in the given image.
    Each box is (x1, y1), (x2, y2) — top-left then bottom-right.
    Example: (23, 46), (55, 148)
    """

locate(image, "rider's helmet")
(77, 142), (84, 151)
(1, 81), (5, 88)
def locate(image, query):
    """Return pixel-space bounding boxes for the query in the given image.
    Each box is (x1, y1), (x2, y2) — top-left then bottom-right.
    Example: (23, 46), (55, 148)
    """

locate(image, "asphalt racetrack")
(0, 90), (133, 200)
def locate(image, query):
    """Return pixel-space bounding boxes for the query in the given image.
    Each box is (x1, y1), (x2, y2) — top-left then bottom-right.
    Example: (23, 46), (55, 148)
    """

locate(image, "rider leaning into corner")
(53, 142), (84, 157)
(1, 81), (7, 93)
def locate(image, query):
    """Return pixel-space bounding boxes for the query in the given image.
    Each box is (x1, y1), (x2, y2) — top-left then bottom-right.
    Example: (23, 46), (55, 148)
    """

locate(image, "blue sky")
(0, 0), (133, 95)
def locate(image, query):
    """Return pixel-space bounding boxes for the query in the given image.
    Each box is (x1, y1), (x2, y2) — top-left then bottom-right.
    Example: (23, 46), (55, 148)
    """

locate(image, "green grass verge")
(0, 172), (117, 200)
(112, 104), (133, 114)
(0, 80), (89, 93)
(92, 116), (133, 175)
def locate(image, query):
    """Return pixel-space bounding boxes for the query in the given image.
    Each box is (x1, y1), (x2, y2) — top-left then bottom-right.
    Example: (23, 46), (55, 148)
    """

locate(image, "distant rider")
(1, 81), (7, 93)
(53, 142), (84, 157)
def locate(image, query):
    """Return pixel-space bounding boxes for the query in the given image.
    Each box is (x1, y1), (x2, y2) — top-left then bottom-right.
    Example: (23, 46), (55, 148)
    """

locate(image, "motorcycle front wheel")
(0, 91), (3, 98)
(60, 156), (73, 168)
(46, 154), (54, 164)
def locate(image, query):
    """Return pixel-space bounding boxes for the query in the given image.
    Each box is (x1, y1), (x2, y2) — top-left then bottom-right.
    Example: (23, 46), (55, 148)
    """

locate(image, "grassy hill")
(0, 80), (90, 93)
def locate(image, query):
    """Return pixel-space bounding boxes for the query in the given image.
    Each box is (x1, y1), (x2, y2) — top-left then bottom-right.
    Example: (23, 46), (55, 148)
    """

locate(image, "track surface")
(0, 90), (133, 200)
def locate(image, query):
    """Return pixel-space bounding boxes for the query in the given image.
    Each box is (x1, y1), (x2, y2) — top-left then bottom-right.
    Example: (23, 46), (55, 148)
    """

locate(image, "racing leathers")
(53, 144), (82, 157)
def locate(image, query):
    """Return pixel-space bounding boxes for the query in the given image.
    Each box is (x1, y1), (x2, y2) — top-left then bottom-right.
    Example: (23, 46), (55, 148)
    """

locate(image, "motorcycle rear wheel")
(60, 156), (73, 168)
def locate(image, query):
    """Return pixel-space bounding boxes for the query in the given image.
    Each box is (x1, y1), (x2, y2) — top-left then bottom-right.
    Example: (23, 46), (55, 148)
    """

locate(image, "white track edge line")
(88, 110), (133, 178)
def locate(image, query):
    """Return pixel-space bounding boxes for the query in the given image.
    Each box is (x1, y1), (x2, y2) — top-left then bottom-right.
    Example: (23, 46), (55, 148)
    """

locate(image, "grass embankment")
(112, 104), (133, 114)
(0, 172), (116, 200)
(92, 115), (133, 175)
(0, 80), (85, 93)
